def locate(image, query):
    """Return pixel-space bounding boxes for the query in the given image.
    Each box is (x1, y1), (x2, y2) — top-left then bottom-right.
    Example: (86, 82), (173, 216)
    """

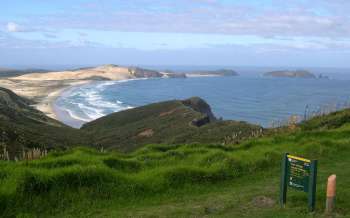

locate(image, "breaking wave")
(55, 80), (137, 123)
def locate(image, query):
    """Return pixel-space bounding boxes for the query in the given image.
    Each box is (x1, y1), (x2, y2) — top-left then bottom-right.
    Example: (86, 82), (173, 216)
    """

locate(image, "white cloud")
(5, 22), (52, 33)
(7, 22), (21, 32)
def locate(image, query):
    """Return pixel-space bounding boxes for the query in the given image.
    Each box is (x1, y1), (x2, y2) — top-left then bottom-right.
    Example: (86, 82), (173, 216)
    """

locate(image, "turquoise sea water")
(55, 73), (350, 128)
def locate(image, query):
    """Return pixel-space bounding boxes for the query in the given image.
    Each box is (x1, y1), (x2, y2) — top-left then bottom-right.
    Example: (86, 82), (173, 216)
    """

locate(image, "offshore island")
(263, 70), (316, 78)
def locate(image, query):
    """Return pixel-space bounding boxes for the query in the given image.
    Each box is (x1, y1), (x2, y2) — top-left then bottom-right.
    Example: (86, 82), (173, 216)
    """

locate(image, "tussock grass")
(1, 110), (350, 217)
(103, 158), (142, 172)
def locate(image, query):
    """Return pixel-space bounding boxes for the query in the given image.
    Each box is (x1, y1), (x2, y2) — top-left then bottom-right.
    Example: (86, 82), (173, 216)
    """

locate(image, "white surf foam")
(58, 80), (139, 123)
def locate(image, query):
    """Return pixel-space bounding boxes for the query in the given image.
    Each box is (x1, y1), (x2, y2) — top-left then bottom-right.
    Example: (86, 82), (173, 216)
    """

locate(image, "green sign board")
(287, 155), (311, 192)
(280, 153), (317, 212)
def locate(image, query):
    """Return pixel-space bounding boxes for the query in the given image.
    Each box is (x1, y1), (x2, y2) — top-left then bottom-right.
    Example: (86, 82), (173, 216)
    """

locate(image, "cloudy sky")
(1, 0), (350, 68)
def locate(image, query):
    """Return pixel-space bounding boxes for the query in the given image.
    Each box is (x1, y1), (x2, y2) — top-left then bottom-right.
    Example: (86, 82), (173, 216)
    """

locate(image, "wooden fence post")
(325, 175), (336, 214)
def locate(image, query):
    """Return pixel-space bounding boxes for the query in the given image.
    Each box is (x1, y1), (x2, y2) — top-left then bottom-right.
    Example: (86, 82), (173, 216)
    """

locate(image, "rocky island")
(263, 70), (316, 78)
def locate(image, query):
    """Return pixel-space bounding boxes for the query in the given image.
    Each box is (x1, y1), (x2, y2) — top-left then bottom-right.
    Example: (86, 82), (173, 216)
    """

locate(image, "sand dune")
(0, 65), (143, 119)
(0, 79), (90, 119)
(13, 65), (135, 81)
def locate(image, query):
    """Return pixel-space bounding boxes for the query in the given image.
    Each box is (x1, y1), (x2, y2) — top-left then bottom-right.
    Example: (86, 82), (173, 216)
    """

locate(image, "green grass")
(1, 112), (350, 217)
(81, 97), (261, 152)
(1, 86), (260, 153)
(0, 87), (89, 154)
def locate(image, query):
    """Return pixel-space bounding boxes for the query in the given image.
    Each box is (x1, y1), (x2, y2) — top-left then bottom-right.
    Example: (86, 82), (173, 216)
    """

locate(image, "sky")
(1, 0), (350, 68)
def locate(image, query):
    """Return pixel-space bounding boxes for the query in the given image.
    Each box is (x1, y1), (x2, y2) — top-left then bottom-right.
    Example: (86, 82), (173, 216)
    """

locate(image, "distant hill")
(128, 67), (163, 78)
(82, 97), (260, 152)
(0, 68), (49, 78)
(11, 65), (181, 81)
(263, 70), (316, 78)
(12, 65), (138, 81)
(2, 65), (238, 81)
(0, 87), (88, 155)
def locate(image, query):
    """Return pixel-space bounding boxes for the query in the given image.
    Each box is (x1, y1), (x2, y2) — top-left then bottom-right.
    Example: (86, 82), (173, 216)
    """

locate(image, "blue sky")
(1, 0), (350, 68)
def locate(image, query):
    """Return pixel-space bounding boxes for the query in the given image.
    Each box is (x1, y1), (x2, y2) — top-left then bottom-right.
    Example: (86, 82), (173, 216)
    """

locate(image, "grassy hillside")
(0, 87), (261, 154)
(82, 97), (261, 152)
(0, 87), (88, 155)
(0, 87), (260, 155)
(0, 87), (262, 158)
(1, 109), (350, 217)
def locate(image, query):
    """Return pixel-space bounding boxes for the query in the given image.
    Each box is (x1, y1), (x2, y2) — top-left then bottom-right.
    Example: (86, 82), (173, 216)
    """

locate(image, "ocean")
(54, 67), (350, 128)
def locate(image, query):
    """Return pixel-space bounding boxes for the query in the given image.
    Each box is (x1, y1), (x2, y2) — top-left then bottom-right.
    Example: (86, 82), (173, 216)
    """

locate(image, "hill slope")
(10, 65), (175, 81)
(0, 87), (88, 155)
(82, 97), (261, 152)
(1, 108), (350, 217)
(0, 87), (260, 153)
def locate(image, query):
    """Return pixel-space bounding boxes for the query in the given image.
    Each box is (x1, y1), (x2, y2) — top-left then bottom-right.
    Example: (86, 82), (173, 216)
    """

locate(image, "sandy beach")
(0, 65), (192, 127)
(0, 78), (92, 120)
(51, 82), (96, 128)
(0, 65), (147, 124)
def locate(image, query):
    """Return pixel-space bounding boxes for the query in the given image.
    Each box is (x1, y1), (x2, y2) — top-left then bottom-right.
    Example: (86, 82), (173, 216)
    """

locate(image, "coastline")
(0, 65), (144, 126)
(51, 80), (97, 128)
(36, 80), (92, 121)
(0, 78), (92, 124)
(52, 79), (147, 128)
(0, 64), (239, 129)
(52, 85), (87, 128)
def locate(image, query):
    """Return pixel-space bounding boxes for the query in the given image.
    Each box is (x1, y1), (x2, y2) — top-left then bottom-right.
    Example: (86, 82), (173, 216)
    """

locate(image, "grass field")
(1, 110), (350, 217)
(0, 87), (260, 153)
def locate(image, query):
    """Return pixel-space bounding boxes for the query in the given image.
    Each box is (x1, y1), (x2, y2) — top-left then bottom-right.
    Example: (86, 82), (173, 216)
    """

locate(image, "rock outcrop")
(128, 67), (163, 78)
(264, 70), (316, 78)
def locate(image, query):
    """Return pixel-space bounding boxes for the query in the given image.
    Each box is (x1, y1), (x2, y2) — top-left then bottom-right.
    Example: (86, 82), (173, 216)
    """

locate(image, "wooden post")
(308, 160), (317, 212)
(280, 153), (289, 207)
(325, 175), (336, 214)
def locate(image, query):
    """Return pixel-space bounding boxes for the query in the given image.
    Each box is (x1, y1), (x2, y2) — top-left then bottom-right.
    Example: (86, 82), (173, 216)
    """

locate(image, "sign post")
(280, 153), (318, 212)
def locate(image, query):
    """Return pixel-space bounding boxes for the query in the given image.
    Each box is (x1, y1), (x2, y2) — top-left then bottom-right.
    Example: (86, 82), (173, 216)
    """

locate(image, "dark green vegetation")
(0, 87), (87, 155)
(82, 97), (260, 152)
(0, 87), (259, 155)
(128, 67), (163, 78)
(1, 108), (350, 217)
(300, 108), (350, 130)
(264, 70), (316, 78)
(1, 86), (350, 217)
